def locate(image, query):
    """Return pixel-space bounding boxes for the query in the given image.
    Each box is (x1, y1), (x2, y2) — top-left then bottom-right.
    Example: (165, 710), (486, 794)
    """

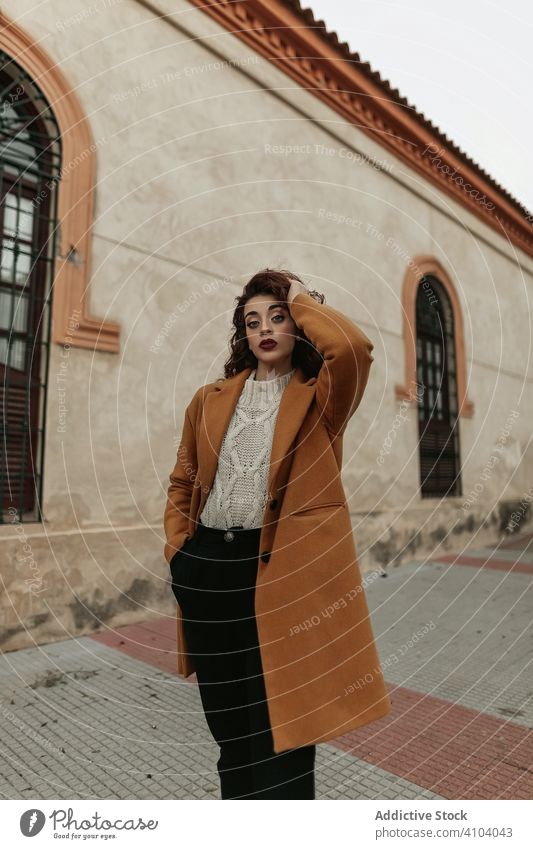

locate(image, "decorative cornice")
(187, 0), (533, 258)
(0, 12), (120, 353)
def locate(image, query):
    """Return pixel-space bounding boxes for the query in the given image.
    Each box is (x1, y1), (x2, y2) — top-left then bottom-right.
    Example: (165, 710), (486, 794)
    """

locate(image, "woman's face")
(244, 294), (297, 371)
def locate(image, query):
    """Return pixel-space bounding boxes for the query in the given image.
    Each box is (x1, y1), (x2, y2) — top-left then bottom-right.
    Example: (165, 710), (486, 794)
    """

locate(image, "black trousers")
(170, 520), (316, 800)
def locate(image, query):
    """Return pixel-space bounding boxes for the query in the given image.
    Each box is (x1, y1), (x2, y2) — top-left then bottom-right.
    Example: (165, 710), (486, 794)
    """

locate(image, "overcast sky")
(306, 0), (532, 215)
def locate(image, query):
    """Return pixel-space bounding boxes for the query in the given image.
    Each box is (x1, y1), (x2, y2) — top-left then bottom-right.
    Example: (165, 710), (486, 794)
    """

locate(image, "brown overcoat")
(164, 291), (392, 753)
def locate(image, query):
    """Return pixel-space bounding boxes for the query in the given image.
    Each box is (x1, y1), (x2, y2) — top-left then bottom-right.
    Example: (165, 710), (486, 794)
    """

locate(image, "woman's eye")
(247, 314), (284, 329)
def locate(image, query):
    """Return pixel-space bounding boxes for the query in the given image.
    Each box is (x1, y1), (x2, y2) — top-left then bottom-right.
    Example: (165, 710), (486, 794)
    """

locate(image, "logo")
(20, 809), (46, 836)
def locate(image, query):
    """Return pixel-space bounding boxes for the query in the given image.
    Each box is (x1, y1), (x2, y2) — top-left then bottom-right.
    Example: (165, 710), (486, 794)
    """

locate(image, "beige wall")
(1, 0), (532, 651)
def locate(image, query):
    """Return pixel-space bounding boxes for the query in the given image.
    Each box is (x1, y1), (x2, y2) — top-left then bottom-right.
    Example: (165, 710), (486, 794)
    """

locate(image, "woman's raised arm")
(288, 289), (374, 439)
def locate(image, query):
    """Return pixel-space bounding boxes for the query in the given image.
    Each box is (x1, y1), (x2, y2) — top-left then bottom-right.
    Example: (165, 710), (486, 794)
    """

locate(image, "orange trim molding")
(187, 0), (533, 259)
(395, 256), (474, 418)
(0, 12), (120, 353)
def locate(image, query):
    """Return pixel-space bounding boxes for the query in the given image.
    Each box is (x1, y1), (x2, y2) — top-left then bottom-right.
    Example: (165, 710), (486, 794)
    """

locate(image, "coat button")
(269, 498), (278, 510)
(260, 551), (271, 564)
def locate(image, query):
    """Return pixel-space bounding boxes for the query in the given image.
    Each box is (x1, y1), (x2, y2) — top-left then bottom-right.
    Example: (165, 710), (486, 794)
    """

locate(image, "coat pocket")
(169, 536), (196, 600)
(288, 500), (344, 517)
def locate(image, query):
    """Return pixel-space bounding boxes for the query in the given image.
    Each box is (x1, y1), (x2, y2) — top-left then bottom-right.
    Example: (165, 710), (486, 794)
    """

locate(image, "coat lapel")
(197, 365), (316, 517)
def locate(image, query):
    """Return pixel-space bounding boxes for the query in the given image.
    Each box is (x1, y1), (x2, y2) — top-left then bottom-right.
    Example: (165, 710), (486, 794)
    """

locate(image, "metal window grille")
(1, 50), (62, 523)
(416, 274), (462, 498)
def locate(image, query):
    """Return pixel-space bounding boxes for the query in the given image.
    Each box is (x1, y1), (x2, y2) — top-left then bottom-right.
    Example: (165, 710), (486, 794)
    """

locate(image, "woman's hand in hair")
(287, 278), (326, 306)
(287, 277), (311, 305)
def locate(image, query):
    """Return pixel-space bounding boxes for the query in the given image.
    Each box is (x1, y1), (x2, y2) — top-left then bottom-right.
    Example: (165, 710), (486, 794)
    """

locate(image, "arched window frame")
(395, 256), (474, 418)
(1, 11), (120, 353)
(1, 48), (62, 521)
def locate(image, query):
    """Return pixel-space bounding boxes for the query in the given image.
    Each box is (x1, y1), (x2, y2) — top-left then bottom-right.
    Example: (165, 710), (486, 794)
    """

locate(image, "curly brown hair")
(222, 268), (325, 380)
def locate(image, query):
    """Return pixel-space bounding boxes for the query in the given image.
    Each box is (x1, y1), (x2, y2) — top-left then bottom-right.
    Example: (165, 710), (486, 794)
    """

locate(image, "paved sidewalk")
(1, 531), (532, 800)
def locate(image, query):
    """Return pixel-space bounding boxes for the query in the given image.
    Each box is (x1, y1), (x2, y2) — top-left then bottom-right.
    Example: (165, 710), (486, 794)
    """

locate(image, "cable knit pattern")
(199, 367), (295, 529)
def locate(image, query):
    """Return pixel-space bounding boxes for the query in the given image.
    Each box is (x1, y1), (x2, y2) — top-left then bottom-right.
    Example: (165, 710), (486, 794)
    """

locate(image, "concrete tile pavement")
(1, 531), (531, 800)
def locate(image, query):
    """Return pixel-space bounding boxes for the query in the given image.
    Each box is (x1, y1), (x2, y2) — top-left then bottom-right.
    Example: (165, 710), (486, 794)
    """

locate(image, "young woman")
(164, 268), (391, 800)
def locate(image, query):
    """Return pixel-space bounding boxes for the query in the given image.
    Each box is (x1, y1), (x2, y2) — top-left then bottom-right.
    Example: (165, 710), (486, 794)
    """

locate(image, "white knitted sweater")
(199, 366), (295, 529)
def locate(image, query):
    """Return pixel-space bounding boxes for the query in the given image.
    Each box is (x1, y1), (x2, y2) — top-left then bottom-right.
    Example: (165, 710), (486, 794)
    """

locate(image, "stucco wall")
(1, 0), (532, 651)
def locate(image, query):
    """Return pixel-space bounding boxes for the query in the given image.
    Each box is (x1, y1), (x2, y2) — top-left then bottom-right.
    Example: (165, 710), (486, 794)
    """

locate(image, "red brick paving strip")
(91, 617), (533, 800)
(336, 685), (533, 800)
(91, 617), (185, 677)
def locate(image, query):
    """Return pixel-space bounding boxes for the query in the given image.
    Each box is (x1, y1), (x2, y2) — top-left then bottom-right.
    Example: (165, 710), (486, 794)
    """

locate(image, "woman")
(164, 268), (391, 800)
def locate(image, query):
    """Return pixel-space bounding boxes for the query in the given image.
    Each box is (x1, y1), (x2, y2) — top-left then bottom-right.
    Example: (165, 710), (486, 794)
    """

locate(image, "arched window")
(416, 274), (462, 497)
(1, 50), (61, 522)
